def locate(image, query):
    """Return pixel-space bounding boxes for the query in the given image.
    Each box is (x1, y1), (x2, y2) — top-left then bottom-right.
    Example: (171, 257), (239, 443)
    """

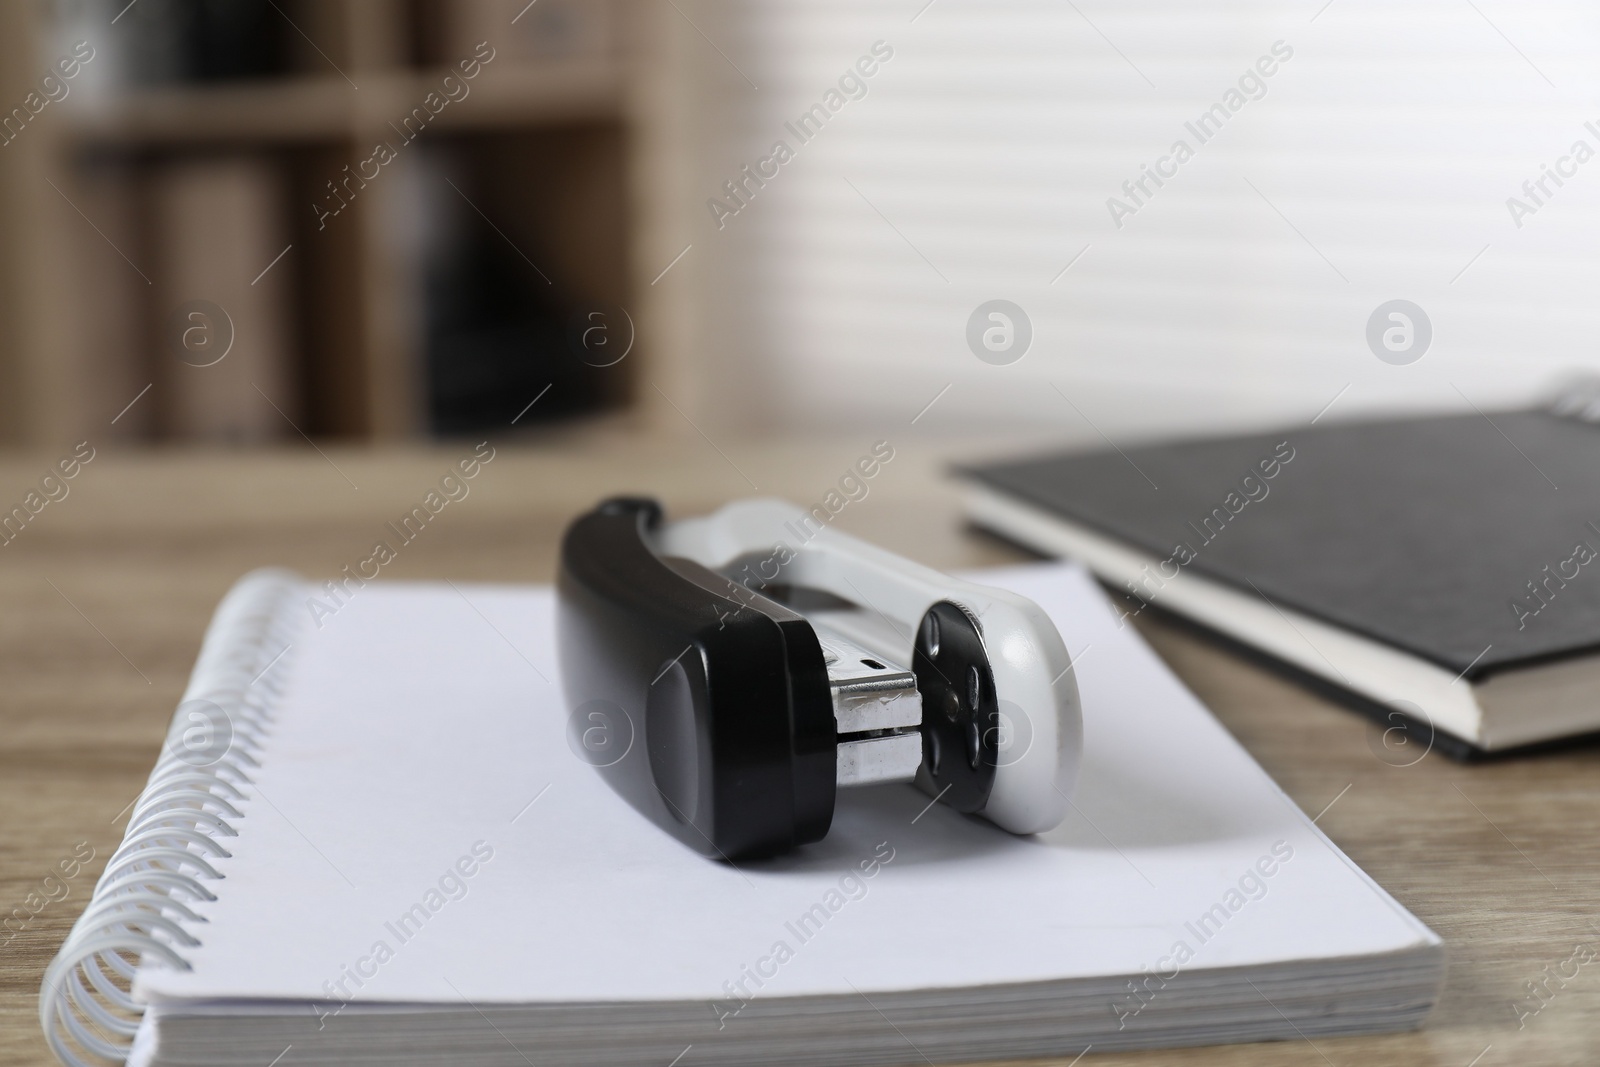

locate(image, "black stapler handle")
(557, 498), (837, 859)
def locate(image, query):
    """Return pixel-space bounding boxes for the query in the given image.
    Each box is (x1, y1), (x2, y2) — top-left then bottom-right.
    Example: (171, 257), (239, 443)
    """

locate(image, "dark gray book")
(959, 402), (1600, 754)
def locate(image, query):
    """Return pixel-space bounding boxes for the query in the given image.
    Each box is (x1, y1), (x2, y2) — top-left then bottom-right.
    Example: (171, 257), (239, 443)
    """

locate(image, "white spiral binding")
(41, 569), (307, 1067)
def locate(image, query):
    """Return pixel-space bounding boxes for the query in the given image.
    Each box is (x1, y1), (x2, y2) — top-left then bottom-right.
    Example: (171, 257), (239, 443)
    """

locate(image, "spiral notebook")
(43, 563), (1443, 1067)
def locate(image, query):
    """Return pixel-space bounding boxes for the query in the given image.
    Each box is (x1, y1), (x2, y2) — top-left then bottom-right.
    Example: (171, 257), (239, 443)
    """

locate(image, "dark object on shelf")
(190, 0), (288, 82)
(121, 0), (288, 85)
(423, 217), (607, 435)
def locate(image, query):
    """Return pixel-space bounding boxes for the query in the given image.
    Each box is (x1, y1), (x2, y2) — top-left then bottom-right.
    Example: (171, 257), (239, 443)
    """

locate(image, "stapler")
(557, 497), (1082, 860)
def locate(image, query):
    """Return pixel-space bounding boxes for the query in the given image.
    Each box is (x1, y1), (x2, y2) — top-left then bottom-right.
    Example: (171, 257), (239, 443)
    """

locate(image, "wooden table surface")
(1, 433), (1596, 1067)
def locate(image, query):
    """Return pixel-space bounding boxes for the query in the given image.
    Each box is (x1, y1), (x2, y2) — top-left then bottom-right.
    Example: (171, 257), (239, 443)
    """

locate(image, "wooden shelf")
(0, 0), (645, 447)
(60, 61), (626, 147)
(61, 76), (353, 146)
(424, 61), (626, 132)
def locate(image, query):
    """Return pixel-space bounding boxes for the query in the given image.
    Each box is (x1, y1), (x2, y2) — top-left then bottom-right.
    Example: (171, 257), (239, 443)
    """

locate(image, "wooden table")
(2, 434), (1596, 1067)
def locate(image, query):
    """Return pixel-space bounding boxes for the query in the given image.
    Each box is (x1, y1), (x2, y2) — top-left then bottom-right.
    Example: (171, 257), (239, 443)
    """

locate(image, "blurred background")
(1, 0), (1597, 449)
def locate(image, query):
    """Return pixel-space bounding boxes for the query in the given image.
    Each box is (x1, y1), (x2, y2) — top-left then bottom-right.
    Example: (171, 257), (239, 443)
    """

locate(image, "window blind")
(701, 0), (1600, 440)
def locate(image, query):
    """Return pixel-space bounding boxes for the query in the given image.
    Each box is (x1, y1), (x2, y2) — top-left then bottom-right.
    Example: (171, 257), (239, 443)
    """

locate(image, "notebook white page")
(135, 562), (1438, 1007)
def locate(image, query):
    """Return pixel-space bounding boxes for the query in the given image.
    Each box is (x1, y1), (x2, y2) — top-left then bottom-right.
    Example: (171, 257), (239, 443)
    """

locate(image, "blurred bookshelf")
(0, 0), (643, 445)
